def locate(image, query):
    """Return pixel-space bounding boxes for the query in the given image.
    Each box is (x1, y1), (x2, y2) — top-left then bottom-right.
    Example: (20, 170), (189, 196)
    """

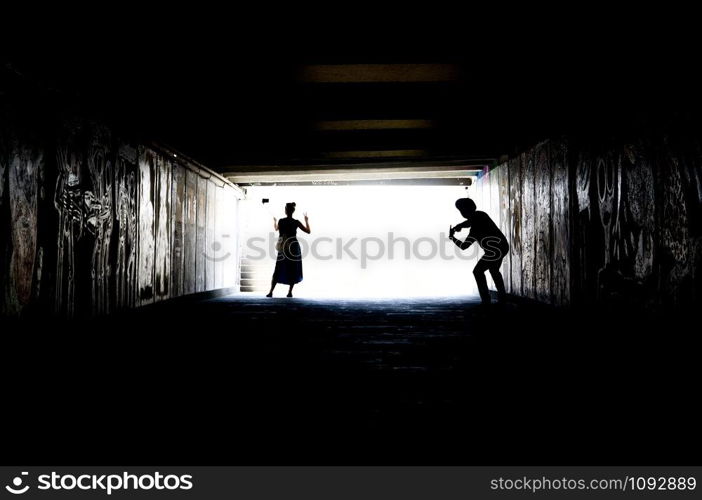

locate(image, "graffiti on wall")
(1, 112), (240, 318)
(659, 139), (693, 305)
(195, 176), (207, 292)
(550, 140), (570, 306)
(85, 126), (114, 315)
(520, 150), (536, 299)
(183, 169), (198, 295)
(483, 131), (701, 309)
(55, 124), (85, 317)
(154, 155), (172, 301)
(54, 123), (117, 316)
(171, 163), (185, 298)
(598, 143), (657, 305)
(6, 139), (43, 314)
(534, 141), (551, 303)
(497, 163), (511, 292)
(114, 144), (139, 310)
(205, 180), (216, 291)
(575, 143), (658, 306)
(508, 157), (522, 296)
(138, 148), (156, 304)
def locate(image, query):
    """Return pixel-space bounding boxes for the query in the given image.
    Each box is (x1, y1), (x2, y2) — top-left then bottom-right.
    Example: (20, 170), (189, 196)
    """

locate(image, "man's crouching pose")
(449, 198), (510, 305)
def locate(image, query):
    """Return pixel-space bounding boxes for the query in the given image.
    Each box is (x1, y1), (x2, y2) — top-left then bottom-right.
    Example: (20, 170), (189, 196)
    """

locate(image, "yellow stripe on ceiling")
(316, 119), (434, 131)
(301, 64), (459, 83)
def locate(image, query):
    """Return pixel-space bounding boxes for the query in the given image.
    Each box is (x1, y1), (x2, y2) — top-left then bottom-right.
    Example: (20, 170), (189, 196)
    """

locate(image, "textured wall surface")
(533, 141), (551, 303)
(183, 170), (198, 296)
(477, 132), (702, 309)
(497, 162), (511, 290)
(520, 149), (536, 299)
(171, 163), (186, 298)
(507, 157), (522, 296)
(138, 149), (156, 305)
(196, 177), (207, 293)
(2, 134), (43, 316)
(550, 140), (570, 306)
(0, 110), (241, 318)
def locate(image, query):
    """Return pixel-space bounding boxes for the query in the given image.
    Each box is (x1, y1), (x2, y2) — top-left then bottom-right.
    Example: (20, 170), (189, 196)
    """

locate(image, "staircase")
(238, 199), (273, 293)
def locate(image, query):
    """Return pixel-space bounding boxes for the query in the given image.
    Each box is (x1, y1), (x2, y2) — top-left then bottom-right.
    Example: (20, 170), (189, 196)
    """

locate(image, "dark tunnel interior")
(2, 29), (702, 466)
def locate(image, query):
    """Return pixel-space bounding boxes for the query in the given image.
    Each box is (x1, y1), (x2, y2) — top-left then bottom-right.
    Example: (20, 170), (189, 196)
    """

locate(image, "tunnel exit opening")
(237, 182), (492, 298)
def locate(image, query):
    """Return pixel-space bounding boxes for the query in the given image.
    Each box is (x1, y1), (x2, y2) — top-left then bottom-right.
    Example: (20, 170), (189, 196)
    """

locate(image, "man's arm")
(449, 225), (476, 250)
(450, 234), (476, 250)
(453, 220), (471, 232)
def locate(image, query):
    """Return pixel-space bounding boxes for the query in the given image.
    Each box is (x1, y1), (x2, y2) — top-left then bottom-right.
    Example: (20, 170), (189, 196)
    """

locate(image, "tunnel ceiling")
(5, 35), (700, 172)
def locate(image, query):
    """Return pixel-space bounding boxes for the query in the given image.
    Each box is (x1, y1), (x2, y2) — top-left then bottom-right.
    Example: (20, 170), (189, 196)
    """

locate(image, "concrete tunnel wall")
(474, 131), (702, 309)
(0, 106), (242, 318)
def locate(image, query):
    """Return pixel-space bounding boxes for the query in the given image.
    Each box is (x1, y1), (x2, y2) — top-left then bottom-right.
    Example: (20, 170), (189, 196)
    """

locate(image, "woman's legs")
(287, 284), (295, 297)
(266, 279), (277, 297)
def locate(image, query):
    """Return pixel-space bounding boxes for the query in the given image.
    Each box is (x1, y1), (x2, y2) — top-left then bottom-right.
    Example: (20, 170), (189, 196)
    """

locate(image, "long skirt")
(272, 237), (303, 285)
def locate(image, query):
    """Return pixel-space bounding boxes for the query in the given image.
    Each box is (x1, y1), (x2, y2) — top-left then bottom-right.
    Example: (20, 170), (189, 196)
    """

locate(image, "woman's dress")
(273, 217), (304, 285)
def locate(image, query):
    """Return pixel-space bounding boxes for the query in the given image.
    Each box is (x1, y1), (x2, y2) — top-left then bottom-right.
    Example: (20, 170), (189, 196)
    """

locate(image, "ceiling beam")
(316, 119), (434, 131)
(325, 149), (426, 159)
(225, 165), (484, 185)
(300, 64), (460, 83)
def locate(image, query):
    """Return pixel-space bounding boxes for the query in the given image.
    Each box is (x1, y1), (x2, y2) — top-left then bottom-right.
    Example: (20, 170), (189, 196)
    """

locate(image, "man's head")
(455, 198), (476, 219)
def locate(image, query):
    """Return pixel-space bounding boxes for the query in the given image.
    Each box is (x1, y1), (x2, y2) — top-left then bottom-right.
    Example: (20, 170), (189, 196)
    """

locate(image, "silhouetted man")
(449, 198), (509, 304)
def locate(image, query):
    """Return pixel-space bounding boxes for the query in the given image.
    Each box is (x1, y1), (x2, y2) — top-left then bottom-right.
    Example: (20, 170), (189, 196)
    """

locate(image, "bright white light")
(242, 185), (485, 298)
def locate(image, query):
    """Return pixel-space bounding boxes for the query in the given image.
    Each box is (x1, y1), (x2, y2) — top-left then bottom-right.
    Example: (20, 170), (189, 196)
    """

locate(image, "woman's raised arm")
(300, 213), (311, 234)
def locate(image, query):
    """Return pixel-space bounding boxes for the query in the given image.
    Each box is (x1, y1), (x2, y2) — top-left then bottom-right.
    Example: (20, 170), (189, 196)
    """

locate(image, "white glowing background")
(242, 185), (488, 297)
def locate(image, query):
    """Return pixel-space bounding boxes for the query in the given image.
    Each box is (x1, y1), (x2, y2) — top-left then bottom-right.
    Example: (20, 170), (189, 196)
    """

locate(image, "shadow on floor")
(2, 294), (699, 464)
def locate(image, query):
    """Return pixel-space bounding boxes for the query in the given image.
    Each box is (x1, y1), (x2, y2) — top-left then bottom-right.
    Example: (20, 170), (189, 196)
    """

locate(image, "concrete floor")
(3, 293), (699, 464)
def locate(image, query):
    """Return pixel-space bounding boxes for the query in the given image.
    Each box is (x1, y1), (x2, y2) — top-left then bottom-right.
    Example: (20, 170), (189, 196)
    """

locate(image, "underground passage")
(1, 47), (701, 468)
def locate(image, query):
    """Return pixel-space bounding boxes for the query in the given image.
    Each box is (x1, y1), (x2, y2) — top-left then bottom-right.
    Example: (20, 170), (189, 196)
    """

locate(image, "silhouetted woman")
(266, 202), (311, 298)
